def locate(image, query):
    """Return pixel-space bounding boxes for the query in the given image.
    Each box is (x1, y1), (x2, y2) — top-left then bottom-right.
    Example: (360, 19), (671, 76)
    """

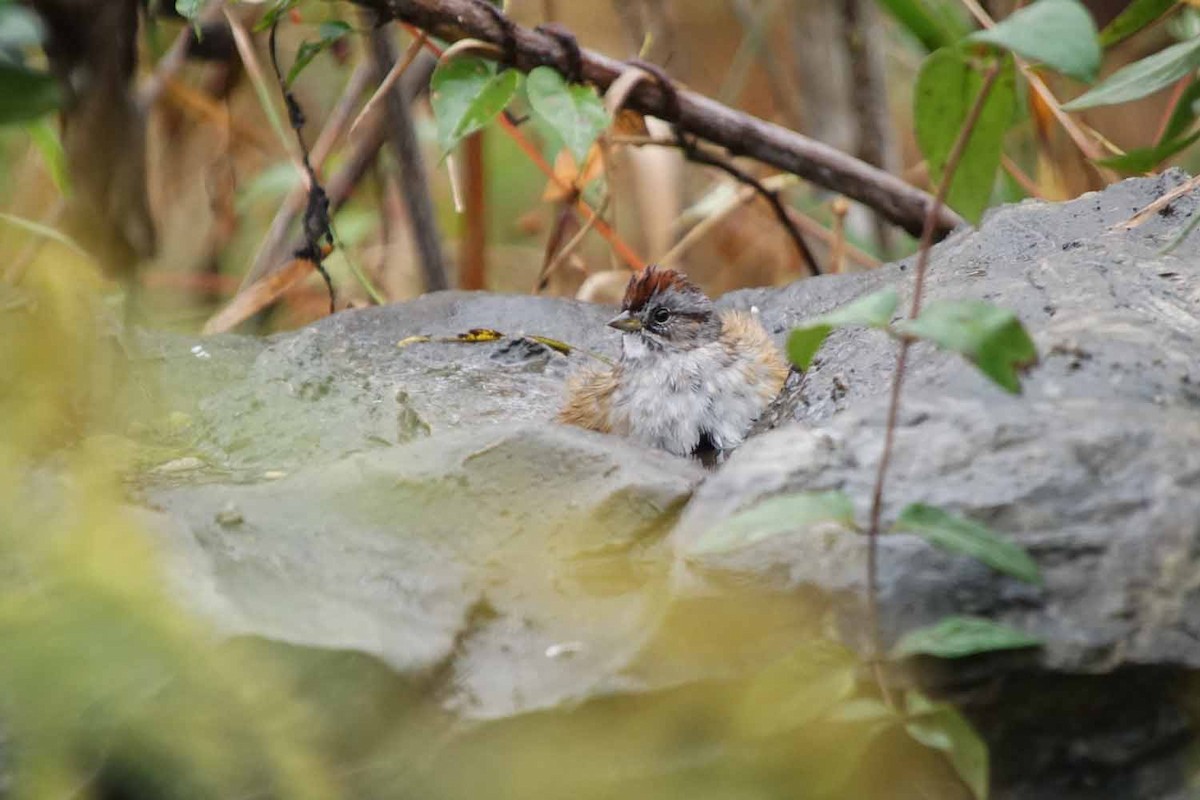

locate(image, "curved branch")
(346, 0), (963, 238)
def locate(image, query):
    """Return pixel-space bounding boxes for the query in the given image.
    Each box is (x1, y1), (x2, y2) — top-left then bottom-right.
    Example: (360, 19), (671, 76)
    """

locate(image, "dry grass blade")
(202, 258), (316, 335)
(223, 8), (308, 184)
(830, 197), (849, 274)
(1119, 173), (1200, 229)
(534, 194), (612, 292)
(349, 30), (428, 140)
(957, 0), (1117, 181)
(239, 62), (375, 292)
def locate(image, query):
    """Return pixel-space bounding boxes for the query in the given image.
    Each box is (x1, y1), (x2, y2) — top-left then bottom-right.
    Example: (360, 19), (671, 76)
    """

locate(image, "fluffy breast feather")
(558, 309), (790, 456)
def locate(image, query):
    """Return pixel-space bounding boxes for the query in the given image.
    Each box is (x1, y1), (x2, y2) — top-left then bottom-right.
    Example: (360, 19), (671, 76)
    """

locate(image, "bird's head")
(607, 265), (720, 351)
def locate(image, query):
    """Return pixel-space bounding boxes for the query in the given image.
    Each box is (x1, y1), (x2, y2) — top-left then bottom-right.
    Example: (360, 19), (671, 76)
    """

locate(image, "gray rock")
(136, 171), (1200, 799)
(147, 424), (701, 717)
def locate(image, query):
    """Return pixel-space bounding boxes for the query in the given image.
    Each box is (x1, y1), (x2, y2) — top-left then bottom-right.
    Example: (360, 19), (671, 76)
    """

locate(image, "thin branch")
(535, 194), (611, 292)
(366, 17), (449, 292)
(865, 60), (1004, 708)
(353, 0), (961, 238)
(349, 30), (428, 140)
(1001, 154), (1045, 200)
(239, 60), (374, 291)
(461, 131), (487, 290)
(680, 134), (823, 274)
(224, 9), (307, 180)
(1119, 173), (1200, 229)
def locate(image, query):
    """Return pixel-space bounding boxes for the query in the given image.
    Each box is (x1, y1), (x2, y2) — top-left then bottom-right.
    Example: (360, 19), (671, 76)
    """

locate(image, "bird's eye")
(651, 307), (670, 324)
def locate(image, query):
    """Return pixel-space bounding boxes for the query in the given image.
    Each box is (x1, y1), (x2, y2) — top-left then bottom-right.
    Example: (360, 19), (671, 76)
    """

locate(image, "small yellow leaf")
(457, 328), (505, 342)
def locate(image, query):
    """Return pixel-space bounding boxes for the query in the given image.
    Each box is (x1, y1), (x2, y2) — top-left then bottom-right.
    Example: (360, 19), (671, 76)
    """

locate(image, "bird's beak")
(607, 311), (642, 333)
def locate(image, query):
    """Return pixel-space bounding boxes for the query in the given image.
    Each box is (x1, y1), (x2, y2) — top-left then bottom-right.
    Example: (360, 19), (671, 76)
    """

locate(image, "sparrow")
(559, 265), (790, 459)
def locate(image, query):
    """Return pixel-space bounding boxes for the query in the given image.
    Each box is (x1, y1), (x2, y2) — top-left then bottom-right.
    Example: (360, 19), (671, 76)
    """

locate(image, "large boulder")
(137, 171), (1200, 799)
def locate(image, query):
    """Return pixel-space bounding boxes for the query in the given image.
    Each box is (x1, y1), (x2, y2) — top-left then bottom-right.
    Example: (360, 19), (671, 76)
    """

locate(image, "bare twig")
(842, 0), (898, 256)
(1001, 154), (1046, 200)
(461, 131), (487, 290)
(865, 61), (1004, 708)
(785, 205), (879, 271)
(239, 61), (374, 291)
(224, 9), (307, 180)
(830, 196), (849, 274)
(628, 58), (822, 273)
(353, 0), (961, 238)
(266, 20), (336, 312)
(368, 17), (449, 292)
(535, 194), (611, 292)
(1119, 173), (1200, 229)
(203, 123), (387, 333)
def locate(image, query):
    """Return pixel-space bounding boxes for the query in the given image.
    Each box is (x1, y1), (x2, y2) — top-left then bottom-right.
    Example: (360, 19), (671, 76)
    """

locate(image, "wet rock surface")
(137, 172), (1200, 799)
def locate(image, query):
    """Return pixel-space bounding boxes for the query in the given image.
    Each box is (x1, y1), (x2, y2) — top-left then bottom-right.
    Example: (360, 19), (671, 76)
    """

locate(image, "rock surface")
(136, 171), (1200, 799)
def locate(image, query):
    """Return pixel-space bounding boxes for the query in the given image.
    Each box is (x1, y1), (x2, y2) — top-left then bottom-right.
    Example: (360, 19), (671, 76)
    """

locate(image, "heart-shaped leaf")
(893, 503), (1041, 583)
(914, 49), (1016, 224)
(525, 65), (609, 165)
(891, 616), (1042, 659)
(895, 299), (1037, 393)
(1064, 36), (1200, 111)
(786, 288), (899, 369)
(685, 491), (856, 556)
(970, 0), (1100, 82)
(430, 58), (521, 157)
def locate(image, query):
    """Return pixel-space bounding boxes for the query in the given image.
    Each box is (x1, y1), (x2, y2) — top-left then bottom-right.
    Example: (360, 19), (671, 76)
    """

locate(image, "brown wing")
(557, 366), (618, 433)
(719, 310), (791, 398)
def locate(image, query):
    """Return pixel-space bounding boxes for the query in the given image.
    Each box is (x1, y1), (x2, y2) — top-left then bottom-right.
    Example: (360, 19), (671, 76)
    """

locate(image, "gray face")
(637, 287), (721, 350)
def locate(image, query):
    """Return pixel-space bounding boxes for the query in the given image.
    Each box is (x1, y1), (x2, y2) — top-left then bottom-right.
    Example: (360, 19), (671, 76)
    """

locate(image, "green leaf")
(686, 491), (856, 556)
(875, 0), (971, 52)
(905, 691), (990, 800)
(1099, 0), (1177, 47)
(894, 299), (1037, 393)
(285, 21), (351, 87)
(253, 0), (302, 32)
(525, 66), (609, 165)
(1064, 36), (1200, 111)
(26, 118), (69, 195)
(1158, 76), (1200, 144)
(969, 0), (1100, 82)
(1097, 127), (1200, 173)
(0, 63), (60, 125)
(786, 288), (899, 369)
(893, 504), (1041, 583)
(892, 616), (1042, 659)
(430, 58), (521, 157)
(914, 49), (1016, 224)
(175, 0), (203, 21)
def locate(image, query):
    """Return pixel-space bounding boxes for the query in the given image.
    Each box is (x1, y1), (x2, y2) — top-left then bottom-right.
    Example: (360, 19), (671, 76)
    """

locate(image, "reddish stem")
(865, 61), (1004, 706)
